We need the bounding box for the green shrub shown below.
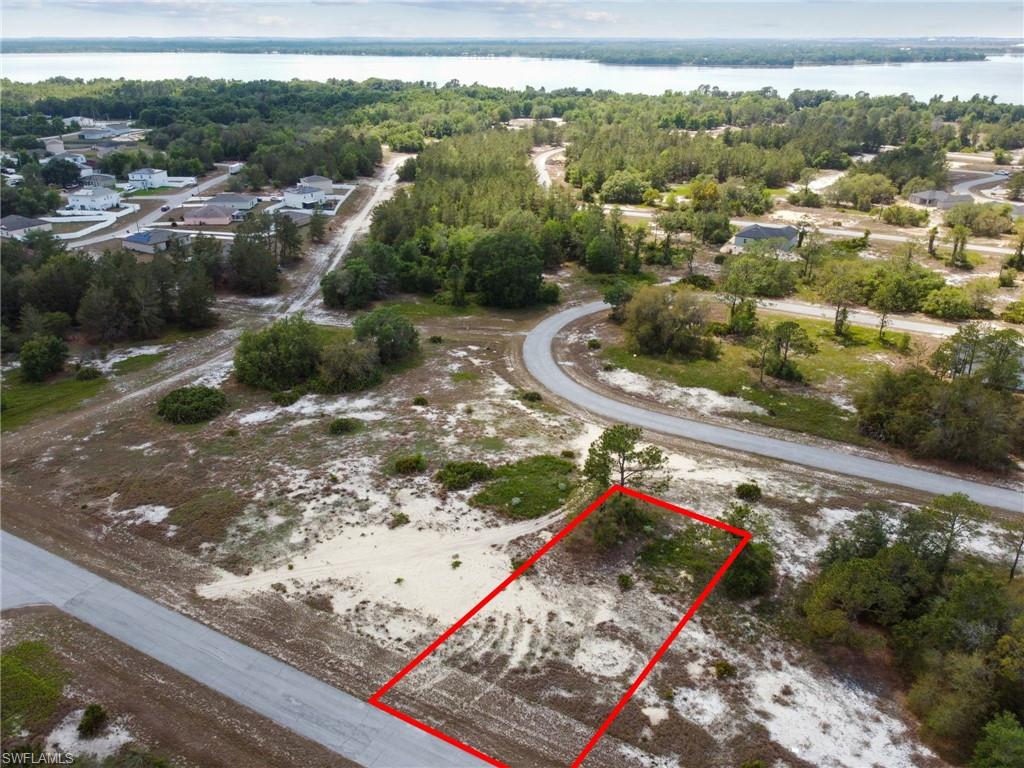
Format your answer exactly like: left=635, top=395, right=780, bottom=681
left=617, top=573, right=635, bottom=591
left=328, top=417, right=361, bottom=435
left=412, top=395, right=429, bottom=406
left=681, top=274, right=716, bottom=290
left=519, top=390, right=543, bottom=403
left=713, top=659, right=738, bottom=679
left=722, top=541, right=776, bottom=599
left=735, top=482, right=762, bottom=502
left=1002, top=300, right=1024, bottom=324
left=19, top=334, right=67, bottom=382
left=999, top=268, right=1017, bottom=288
left=354, top=307, right=419, bottom=365
left=316, top=339, right=383, bottom=393
left=429, top=335, right=444, bottom=344
left=393, top=453, right=427, bottom=474
left=78, top=704, right=108, bottom=738
left=234, top=315, right=320, bottom=391
left=436, top=460, right=495, bottom=490
left=538, top=281, right=561, bottom=304
left=560, top=449, right=576, bottom=459
left=75, top=366, right=103, bottom=381
left=271, top=389, right=302, bottom=406
left=586, top=338, right=602, bottom=350
left=156, top=386, right=227, bottom=424
left=388, top=511, right=410, bottom=528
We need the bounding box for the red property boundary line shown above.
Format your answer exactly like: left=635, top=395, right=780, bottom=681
left=369, top=485, right=752, bottom=768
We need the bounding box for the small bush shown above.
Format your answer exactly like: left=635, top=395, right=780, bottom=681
left=429, top=335, right=444, bottom=344
left=75, top=366, right=103, bottom=381
left=617, top=573, right=635, bottom=591
left=586, top=338, right=602, bottom=350
left=1002, top=300, right=1024, bottom=324
left=304, top=594, right=333, bottom=612
left=328, top=417, right=361, bottom=435
left=157, top=386, right=227, bottom=424
left=271, top=389, right=302, bottom=406
left=77, top=704, right=108, bottom=738
left=681, top=274, right=715, bottom=290
left=451, top=558, right=462, bottom=569
left=388, top=511, right=410, bottom=528
left=712, top=254, right=727, bottom=265
left=560, top=449, right=576, bottom=459
left=538, top=281, right=561, bottom=304
left=735, top=482, right=762, bottom=502
left=436, top=461, right=495, bottom=491
left=519, top=390, right=543, bottom=403
left=999, top=267, right=1017, bottom=288
left=19, top=334, right=67, bottom=382
left=713, top=659, right=738, bottom=679
left=393, top=453, right=427, bottom=474
left=412, top=395, right=429, bottom=406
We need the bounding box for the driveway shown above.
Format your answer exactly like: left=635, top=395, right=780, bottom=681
left=0, top=531, right=484, bottom=768
left=523, top=301, right=1023, bottom=512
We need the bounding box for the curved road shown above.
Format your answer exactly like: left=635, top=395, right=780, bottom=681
left=0, top=532, right=483, bottom=767
left=523, top=301, right=1023, bottom=512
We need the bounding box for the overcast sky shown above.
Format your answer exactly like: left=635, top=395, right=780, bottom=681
left=2, top=1, right=1021, bottom=40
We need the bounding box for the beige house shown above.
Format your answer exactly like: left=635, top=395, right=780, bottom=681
left=182, top=204, right=232, bottom=226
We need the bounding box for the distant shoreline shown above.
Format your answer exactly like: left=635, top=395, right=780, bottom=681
left=3, top=37, right=1017, bottom=68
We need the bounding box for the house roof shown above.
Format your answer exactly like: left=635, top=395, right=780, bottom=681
left=1, top=214, right=48, bottom=231
left=736, top=223, right=799, bottom=241
left=210, top=192, right=256, bottom=203
left=69, top=187, right=118, bottom=198
left=123, top=229, right=182, bottom=245
left=86, top=173, right=116, bottom=181
left=130, top=167, right=165, bottom=175
left=185, top=204, right=232, bottom=219
left=300, top=175, right=332, bottom=183
left=286, top=184, right=324, bottom=195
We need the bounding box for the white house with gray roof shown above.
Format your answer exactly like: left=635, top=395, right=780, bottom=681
left=732, top=223, right=800, bottom=251
left=128, top=168, right=168, bottom=189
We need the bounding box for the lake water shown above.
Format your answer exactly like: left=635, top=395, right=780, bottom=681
left=2, top=52, right=1022, bottom=103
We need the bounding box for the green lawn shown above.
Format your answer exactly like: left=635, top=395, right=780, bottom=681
left=112, top=352, right=166, bottom=375
left=124, top=186, right=173, bottom=197
left=603, top=316, right=894, bottom=446
left=1, top=642, right=67, bottom=739
left=1, top=371, right=107, bottom=432
left=471, top=455, right=576, bottom=519
left=378, top=296, right=486, bottom=320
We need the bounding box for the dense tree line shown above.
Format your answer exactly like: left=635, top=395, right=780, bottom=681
left=803, top=496, right=1024, bottom=763
left=4, top=38, right=1002, bottom=67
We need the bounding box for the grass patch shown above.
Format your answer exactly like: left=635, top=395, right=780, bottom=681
left=470, top=455, right=575, bottom=519
left=451, top=371, right=480, bottom=383
left=1, top=642, right=67, bottom=739
left=113, top=352, right=167, bottom=375
left=380, top=297, right=485, bottom=320
left=603, top=315, right=887, bottom=447
left=1, top=372, right=106, bottom=432
left=578, top=269, right=658, bottom=291
left=312, top=324, right=354, bottom=347
left=124, top=186, right=174, bottom=197
left=166, top=488, right=247, bottom=551
left=473, top=436, right=506, bottom=452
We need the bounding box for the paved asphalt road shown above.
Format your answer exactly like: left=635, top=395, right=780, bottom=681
left=523, top=301, right=1023, bottom=512
left=0, top=531, right=484, bottom=768
left=71, top=171, right=232, bottom=248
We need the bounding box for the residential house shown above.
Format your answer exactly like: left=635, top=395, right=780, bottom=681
left=209, top=192, right=258, bottom=211
left=182, top=205, right=232, bottom=226
left=121, top=229, right=189, bottom=255
left=66, top=187, right=121, bottom=211
left=0, top=215, right=53, bottom=240
left=43, top=137, right=66, bottom=154
left=283, top=184, right=326, bottom=209
left=732, top=223, right=800, bottom=251
left=46, top=151, right=88, bottom=167
left=128, top=168, right=169, bottom=189
left=907, top=190, right=973, bottom=209
left=298, top=175, right=334, bottom=194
